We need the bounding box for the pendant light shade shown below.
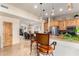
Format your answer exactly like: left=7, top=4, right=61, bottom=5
left=67, top=3, right=72, bottom=11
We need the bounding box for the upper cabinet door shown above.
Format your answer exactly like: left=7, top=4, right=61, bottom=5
left=50, top=20, right=59, bottom=27
left=76, top=19, right=79, bottom=26
left=59, top=21, right=65, bottom=30
left=70, top=20, right=76, bottom=26
left=66, top=20, right=76, bottom=26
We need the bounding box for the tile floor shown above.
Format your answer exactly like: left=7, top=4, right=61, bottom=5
left=0, top=40, right=31, bottom=56
left=0, top=39, right=79, bottom=56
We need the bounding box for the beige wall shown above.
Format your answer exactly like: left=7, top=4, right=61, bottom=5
left=0, top=15, right=20, bottom=48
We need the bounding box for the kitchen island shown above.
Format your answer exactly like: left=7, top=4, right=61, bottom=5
left=50, top=37, right=79, bottom=56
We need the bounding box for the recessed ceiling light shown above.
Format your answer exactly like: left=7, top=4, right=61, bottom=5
left=59, top=8, right=63, bottom=12
left=45, top=13, right=48, bottom=16
left=34, top=5, right=38, bottom=8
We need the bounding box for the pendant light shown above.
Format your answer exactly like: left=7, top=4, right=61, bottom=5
left=67, top=3, right=72, bottom=11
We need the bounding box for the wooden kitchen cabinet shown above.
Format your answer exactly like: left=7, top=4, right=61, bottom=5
left=44, top=18, right=79, bottom=32
left=51, top=20, right=66, bottom=30
left=54, top=21, right=58, bottom=26
left=59, top=20, right=66, bottom=30
left=50, top=20, right=59, bottom=27
left=76, top=19, right=79, bottom=26
left=69, top=20, right=76, bottom=26
left=66, top=20, right=76, bottom=26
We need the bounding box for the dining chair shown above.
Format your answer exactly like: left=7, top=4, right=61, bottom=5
left=35, top=33, right=57, bottom=56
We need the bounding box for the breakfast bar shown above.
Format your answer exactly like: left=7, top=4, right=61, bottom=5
left=50, top=38, right=79, bottom=56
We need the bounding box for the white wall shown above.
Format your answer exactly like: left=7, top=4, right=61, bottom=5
left=20, top=23, right=29, bottom=33
left=0, top=15, right=20, bottom=48
left=0, top=3, right=44, bottom=48
left=20, top=19, right=43, bottom=33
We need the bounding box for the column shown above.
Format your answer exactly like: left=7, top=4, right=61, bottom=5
left=41, top=20, right=45, bottom=33
left=48, top=17, right=50, bottom=32
left=40, top=18, right=44, bottom=33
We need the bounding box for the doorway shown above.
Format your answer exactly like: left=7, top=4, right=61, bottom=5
left=3, top=22, right=12, bottom=47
